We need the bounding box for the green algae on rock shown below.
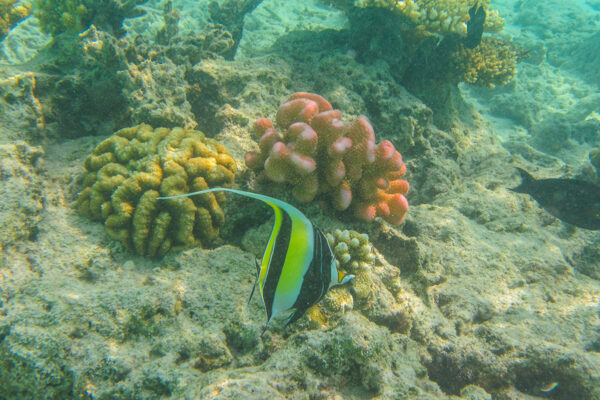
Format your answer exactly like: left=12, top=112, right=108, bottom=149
left=0, top=141, right=44, bottom=250
left=76, top=124, right=236, bottom=257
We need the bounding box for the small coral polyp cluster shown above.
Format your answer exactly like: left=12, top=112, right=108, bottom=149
left=77, top=124, right=236, bottom=257
left=1, top=0, right=31, bottom=39
left=352, top=0, right=503, bottom=35
left=307, top=229, right=376, bottom=328
left=245, top=92, right=409, bottom=225
left=327, top=229, right=376, bottom=272
left=451, top=37, right=519, bottom=88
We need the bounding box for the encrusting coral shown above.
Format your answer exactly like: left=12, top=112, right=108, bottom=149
left=336, top=0, right=504, bottom=36
left=76, top=124, right=236, bottom=257
left=0, top=0, right=31, bottom=39
left=245, top=92, right=410, bottom=225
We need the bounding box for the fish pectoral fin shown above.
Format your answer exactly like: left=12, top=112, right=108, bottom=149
left=337, top=270, right=355, bottom=285
left=247, top=258, right=261, bottom=305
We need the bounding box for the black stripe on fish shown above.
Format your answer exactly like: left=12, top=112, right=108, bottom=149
left=285, top=227, right=333, bottom=327
left=465, top=2, right=486, bottom=49
left=262, top=206, right=293, bottom=321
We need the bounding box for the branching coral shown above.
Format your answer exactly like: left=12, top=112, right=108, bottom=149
left=450, top=37, right=520, bottom=88
left=1, top=0, right=31, bottom=39
left=246, top=92, right=409, bottom=225
left=76, top=124, right=236, bottom=257
left=337, top=0, right=504, bottom=36
left=34, top=0, right=147, bottom=36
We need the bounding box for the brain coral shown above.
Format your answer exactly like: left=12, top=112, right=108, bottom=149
left=76, top=124, right=236, bottom=257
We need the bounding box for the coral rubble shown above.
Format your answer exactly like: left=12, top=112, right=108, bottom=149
left=76, top=124, right=236, bottom=257
left=245, top=92, right=410, bottom=225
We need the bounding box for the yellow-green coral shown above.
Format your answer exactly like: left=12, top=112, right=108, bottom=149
left=76, top=124, right=236, bottom=257
left=1, top=0, right=31, bottom=39
left=346, top=0, right=504, bottom=35
left=450, top=37, right=519, bottom=88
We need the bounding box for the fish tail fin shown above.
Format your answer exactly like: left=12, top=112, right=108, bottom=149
left=247, top=258, right=260, bottom=305
left=510, top=167, right=535, bottom=193
left=261, top=323, right=269, bottom=337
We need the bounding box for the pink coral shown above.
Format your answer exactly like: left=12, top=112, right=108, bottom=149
left=245, top=92, right=409, bottom=225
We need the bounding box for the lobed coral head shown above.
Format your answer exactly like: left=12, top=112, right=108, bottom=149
left=245, top=92, right=409, bottom=225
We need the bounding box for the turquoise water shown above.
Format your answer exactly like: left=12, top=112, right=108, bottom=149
left=0, top=1, right=599, bottom=399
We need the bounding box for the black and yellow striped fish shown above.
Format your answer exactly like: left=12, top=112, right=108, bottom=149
left=159, top=188, right=354, bottom=328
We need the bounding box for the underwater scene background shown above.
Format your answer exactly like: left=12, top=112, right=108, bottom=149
left=1, top=0, right=599, bottom=399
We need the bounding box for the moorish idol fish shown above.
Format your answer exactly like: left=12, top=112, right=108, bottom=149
left=510, top=167, right=600, bottom=230
left=465, top=2, right=486, bottom=49
left=159, top=188, right=355, bottom=329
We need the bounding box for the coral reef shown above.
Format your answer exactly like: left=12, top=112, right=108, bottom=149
left=334, top=0, right=504, bottom=36
left=118, top=3, right=235, bottom=130
left=245, top=92, right=410, bottom=225
left=33, top=0, right=146, bottom=37
left=33, top=25, right=128, bottom=138
left=0, top=0, right=31, bottom=39
left=76, top=124, right=236, bottom=257
left=27, top=4, right=236, bottom=139
left=207, top=0, right=263, bottom=59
